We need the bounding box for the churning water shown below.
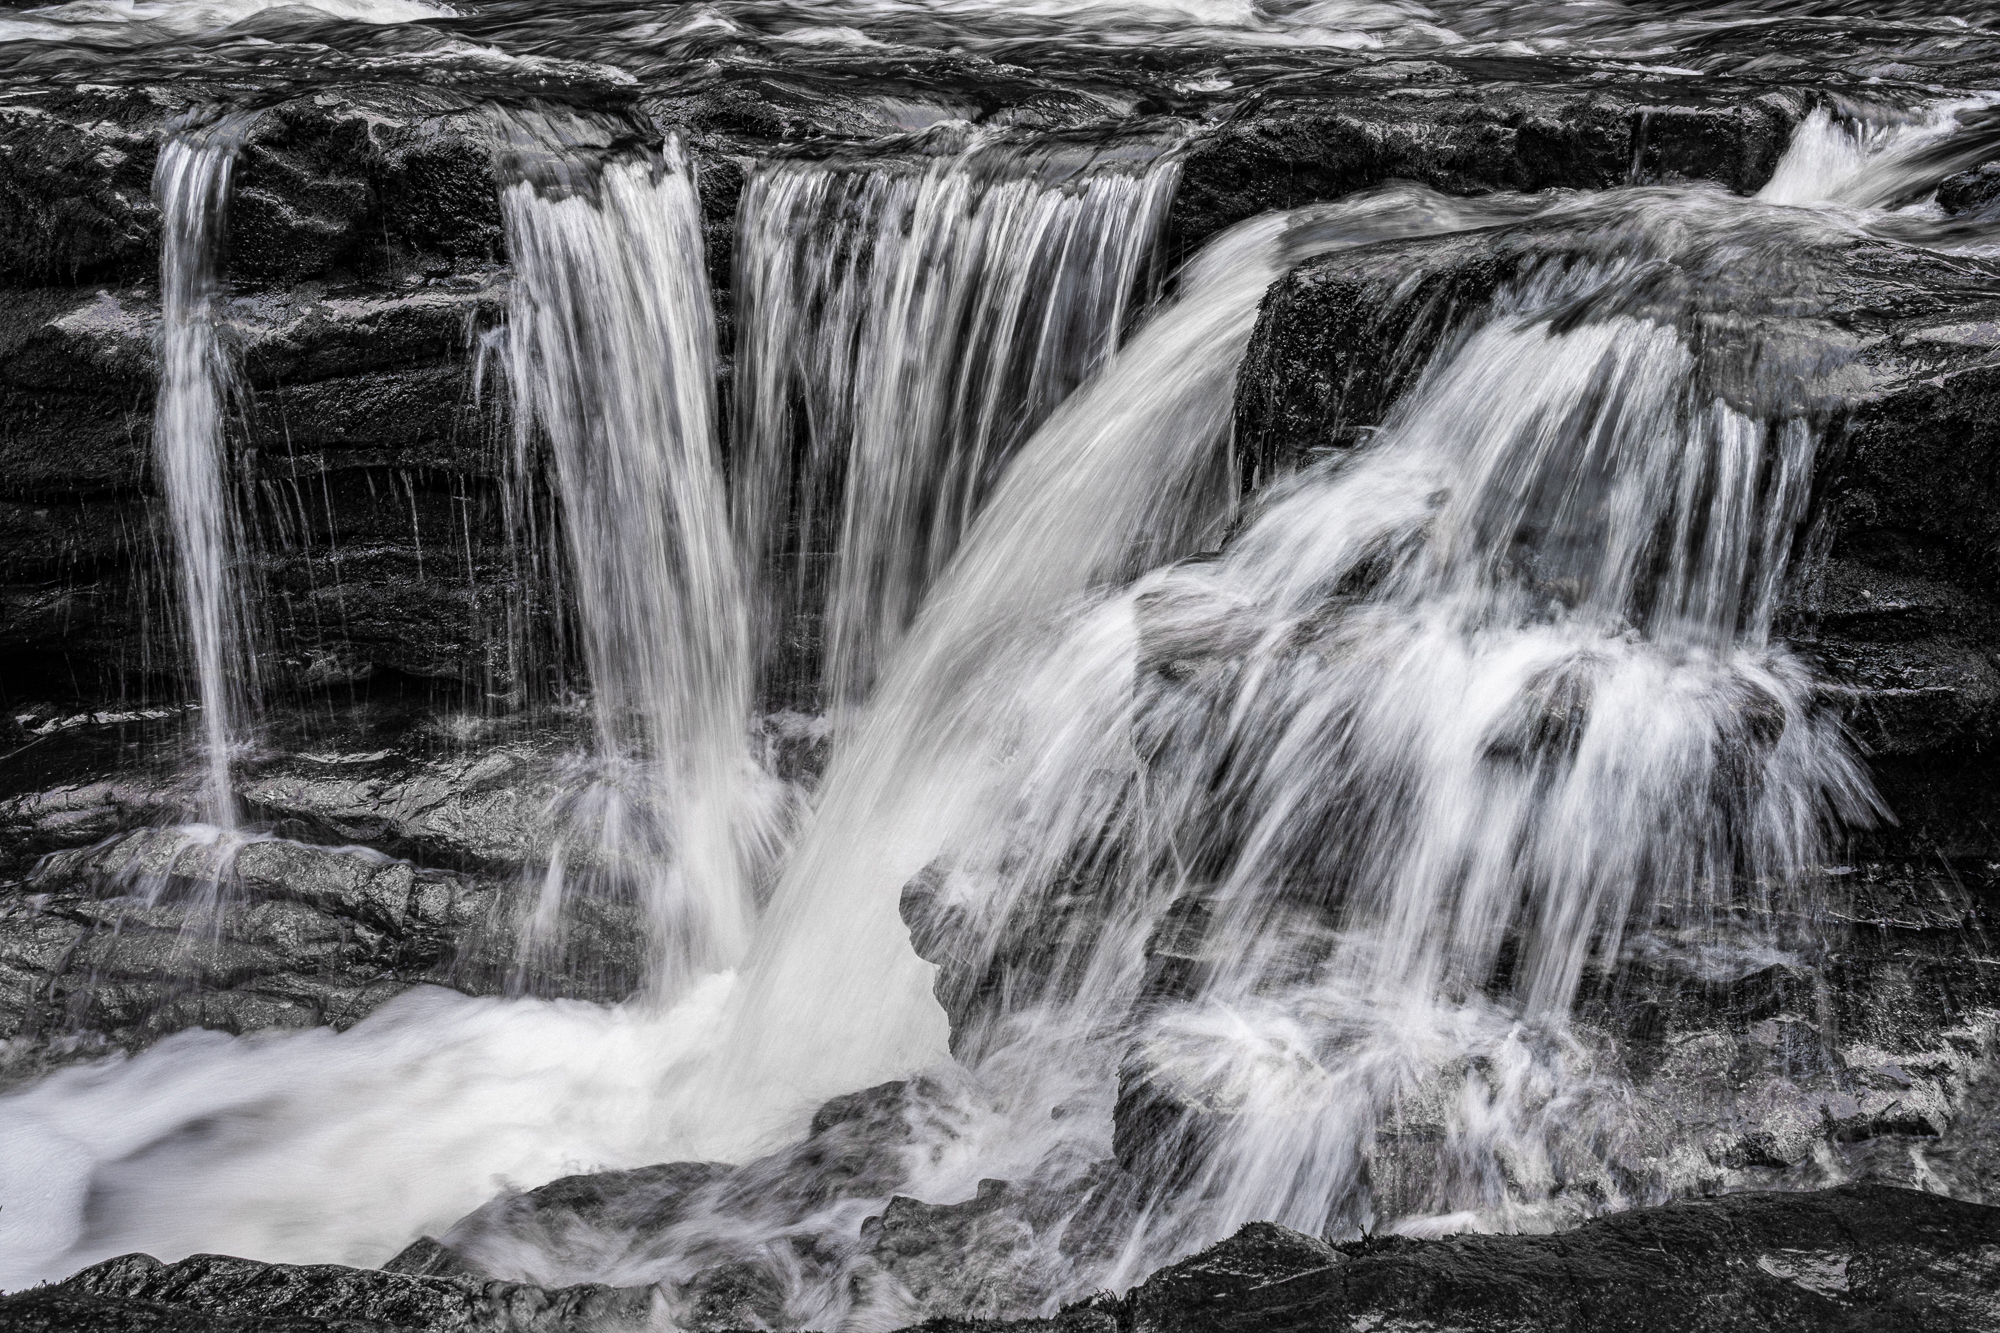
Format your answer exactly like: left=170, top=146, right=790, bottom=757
left=5, top=13, right=2000, bottom=1325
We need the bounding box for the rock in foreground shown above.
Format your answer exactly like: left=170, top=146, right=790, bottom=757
left=3, top=1184, right=1996, bottom=1332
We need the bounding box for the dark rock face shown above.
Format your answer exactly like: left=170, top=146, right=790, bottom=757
left=1120, top=1185, right=2000, bottom=1333
left=0, top=829, right=492, bottom=1085
left=0, top=701, right=650, bottom=1082
left=0, top=83, right=554, bottom=711
left=0, top=86, right=175, bottom=288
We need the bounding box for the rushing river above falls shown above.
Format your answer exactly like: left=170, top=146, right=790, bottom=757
left=5, top=2, right=2000, bottom=1330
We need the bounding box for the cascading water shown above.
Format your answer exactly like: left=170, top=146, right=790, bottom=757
left=1101, top=296, right=1880, bottom=1251
left=707, top=186, right=1544, bottom=1139
left=153, top=121, right=252, bottom=828
left=734, top=134, right=1180, bottom=708
left=6, top=59, right=2000, bottom=1326
left=497, top=130, right=776, bottom=996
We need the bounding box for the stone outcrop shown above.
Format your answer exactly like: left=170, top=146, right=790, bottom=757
left=1168, top=77, right=1809, bottom=262
left=1119, top=1184, right=2000, bottom=1333
left=5, top=1184, right=1994, bottom=1331
left=0, top=704, right=652, bottom=1083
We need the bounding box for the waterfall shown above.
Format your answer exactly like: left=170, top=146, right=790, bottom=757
left=733, top=135, right=1181, bottom=709
left=498, top=138, right=770, bottom=996
left=705, top=186, right=1537, bottom=1142
left=153, top=123, right=251, bottom=827
left=1, top=88, right=1971, bottom=1313
left=1101, top=301, right=1880, bottom=1247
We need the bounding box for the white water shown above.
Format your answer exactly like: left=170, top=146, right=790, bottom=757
left=711, top=186, right=1544, bottom=1131
left=735, top=136, right=1180, bottom=708
left=499, top=140, right=778, bottom=997
left=1100, top=307, right=1878, bottom=1250
left=1759, top=99, right=2000, bottom=209
left=153, top=125, right=250, bottom=828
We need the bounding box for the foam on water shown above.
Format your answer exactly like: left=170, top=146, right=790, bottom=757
left=0, top=981, right=732, bottom=1287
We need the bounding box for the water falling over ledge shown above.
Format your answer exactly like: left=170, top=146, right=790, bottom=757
left=733, top=131, right=1183, bottom=711
left=494, top=125, right=781, bottom=1001
left=153, top=118, right=255, bottom=829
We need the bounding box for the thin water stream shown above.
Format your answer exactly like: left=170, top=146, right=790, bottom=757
left=152, top=120, right=252, bottom=829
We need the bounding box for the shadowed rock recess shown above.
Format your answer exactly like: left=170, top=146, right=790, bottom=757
left=9, top=0, right=2000, bottom=1328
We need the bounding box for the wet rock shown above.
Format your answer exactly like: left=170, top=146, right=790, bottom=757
left=1939, top=162, right=2000, bottom=216
left=0, top=273, right=521, bottom=699
left=0, top=741, right=647, bottom=1083
left=0, top=85, right=507, bottom=292
left=863, top=1167, right=1141, bottom=1324
left=901, top=834, right=1135, bottom=1062
left=1114, top=1184, right=2000, bottom=1333
left=0, top=829, right=492, bottom=1084
left=0, top=1250, right=661, bottom=1332
left=0, top=86, right=182, bottom=288
left=13, top=1185, right=1998, bottom=1332
left=0, top=86, right=528, bottom=705
left=1169, top=83, right=1804, bottom=262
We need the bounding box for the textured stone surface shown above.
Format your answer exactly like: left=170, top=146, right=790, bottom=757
left=1118, top=1185, right=2000, bottom=1333
left=1168, top=80, right=1805, bottom=263
left=0, top=1250, right=660, bottom=1332
left=9, top=1185, right=1996, bottom=1332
